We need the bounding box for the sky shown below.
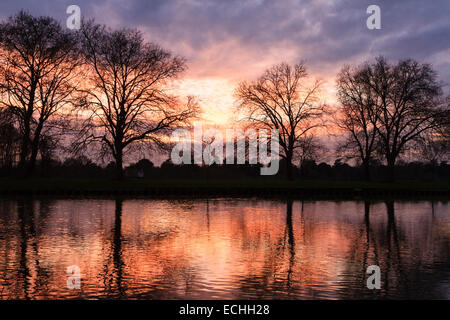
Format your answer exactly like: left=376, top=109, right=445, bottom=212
left=0, top=0, right=448, bottom=128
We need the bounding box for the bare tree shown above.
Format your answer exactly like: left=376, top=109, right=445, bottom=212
left=415, top=132, right=449, bottom=164
left=296, top=134, right=324, bottom=164
left=362, top=57, right=447, bottom=181
left=235, top=62, right=326, bottom=180
left=0, top=11, right=81, bottom=176
left=415, top=105, right=450, bottom=163
left=0, top=108, right=19, bottom=168
left=335, top=64, right=379, bottom=181
left=296, top=134, right=325, bottom=178
left=76, top=22, right=197, bottom=179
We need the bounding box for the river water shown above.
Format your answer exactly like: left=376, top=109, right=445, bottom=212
left=0, top=198, right=449, bottom=299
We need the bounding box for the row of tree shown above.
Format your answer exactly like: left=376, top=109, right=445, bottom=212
left=0, top=11, right=448, bottom=181
left=0, top=11, right=196, bottom=180
left=335, top=58, right=449, bottom=181
left=3, top=155, right=447, bottom=182
left=235, top=59, right=449, bottom=181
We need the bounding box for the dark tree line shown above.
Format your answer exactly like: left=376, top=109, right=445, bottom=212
left=0, top=11, right=448, bottom=182
left=2, top=154, right=448, bottom=182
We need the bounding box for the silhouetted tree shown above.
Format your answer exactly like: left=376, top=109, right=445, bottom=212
left=363, top=57, right=447, bottom=181
left=75, top=21, right=197, bottom=179
left=0, top=109, right=19, bottom=168
left=295, top=134, right=324, bottom=178
left=418, top=102, right=450, bottom=163
left=37, top=134, right=58, bottom=172
left=236, top=62, right=326, bottom=180
left=335, top=64, right=379, bottom=180
left=0, top=11, right=81, bottom=176
left=415, top=130, right=449, bottom=164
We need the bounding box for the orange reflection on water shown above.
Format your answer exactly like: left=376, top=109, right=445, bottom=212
left=0, top=199, right=449, bottom=299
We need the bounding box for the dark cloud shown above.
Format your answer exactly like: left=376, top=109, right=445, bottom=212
left=0, top=0, right=448, bottom=86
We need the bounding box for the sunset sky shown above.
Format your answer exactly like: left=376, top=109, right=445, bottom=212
left=0, top=0, right=449, bottom=127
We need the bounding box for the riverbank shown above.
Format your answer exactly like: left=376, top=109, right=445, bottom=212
left=0, top=178, right=449, bottom=199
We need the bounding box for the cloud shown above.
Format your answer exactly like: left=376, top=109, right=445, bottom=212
left=0, top=0, right=448, bottom=91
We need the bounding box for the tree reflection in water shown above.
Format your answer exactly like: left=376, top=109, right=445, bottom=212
left=0, top=198, right=449, bottom=299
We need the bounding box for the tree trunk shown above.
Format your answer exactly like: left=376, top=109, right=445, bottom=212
left=17, top=125, right=30, bottom=174
left=299, top=162, right=304, bottom=179
left=26, top=135, right=41, bottom=177
left=286, top=158, right=294, bottom=181
left=26, top=148, right=38, bottom=177
left=18, top=85, right=36, bottom=176
left=387, top=158, right=395, bottom=182
left=363, top=160, right=371, bottom=181
left=115, top=147, right=124, bottom=180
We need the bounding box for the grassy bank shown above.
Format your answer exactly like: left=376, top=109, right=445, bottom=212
left=0, top=178, right=449, bottom=199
